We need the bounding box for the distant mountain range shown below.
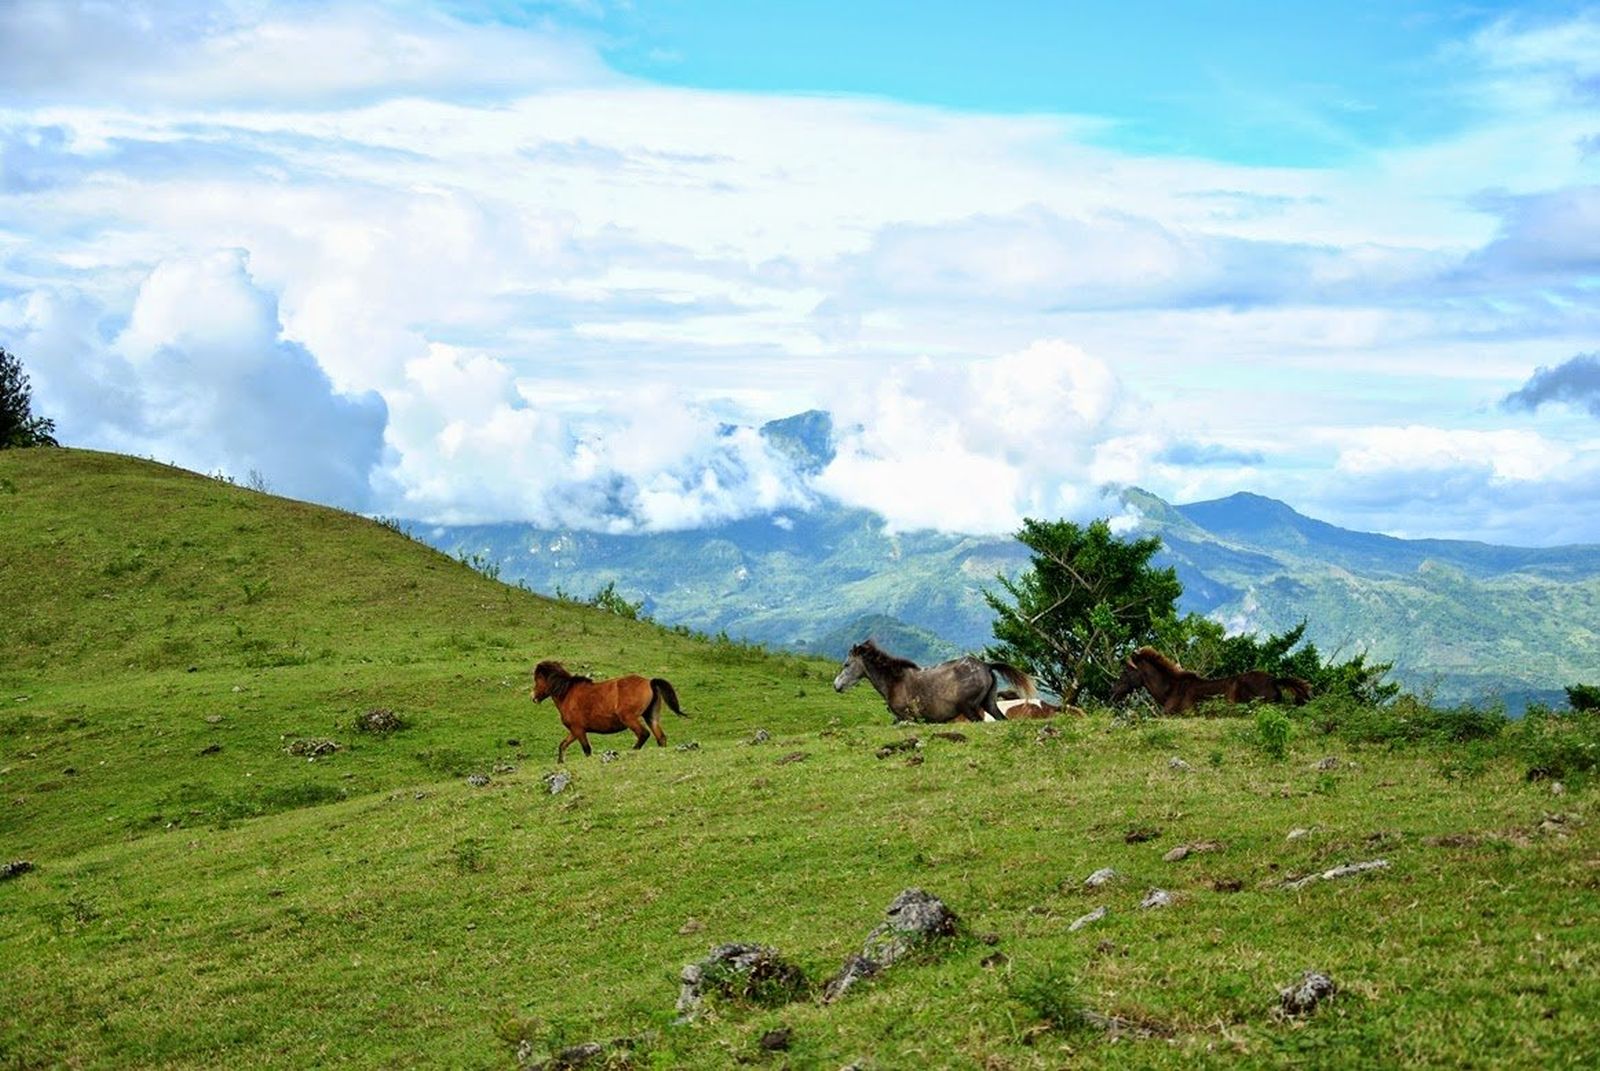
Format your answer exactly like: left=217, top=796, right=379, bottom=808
left=424, top=413, right=1600, bottom=709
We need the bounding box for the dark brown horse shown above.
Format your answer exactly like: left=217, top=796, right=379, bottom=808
left=1109, top=647, right=1311, bottom=715
left=532, top=660, right=687, bottom=762
left=832, top=639, right=1036, bottom=723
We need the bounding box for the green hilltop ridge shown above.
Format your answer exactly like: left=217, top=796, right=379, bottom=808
left=1, top=448, right=1597, bottom=1069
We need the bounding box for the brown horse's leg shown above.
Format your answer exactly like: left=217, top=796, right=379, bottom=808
left=646, top=689, right=667, bottom=746
left=557, top=730, right=576, bottom=764
left=630, top=722, right=649, bottom=750
left=575, top=729, right=593, bottom=757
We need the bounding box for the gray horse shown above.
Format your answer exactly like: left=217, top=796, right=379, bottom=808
left=832, top=639, right=1036, bottom=723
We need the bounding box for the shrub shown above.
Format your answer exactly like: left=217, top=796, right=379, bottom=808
left=1567, top=684, right=1600, bottom=713
left=1254, top=707, right=1291, bottom=761
left=1509, top=706, right=1600, bottom=784
left=1007, top=962, right=1090, bottom=1033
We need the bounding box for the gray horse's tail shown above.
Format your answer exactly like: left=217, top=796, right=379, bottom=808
left=987, top=662, right=1037, bottom=703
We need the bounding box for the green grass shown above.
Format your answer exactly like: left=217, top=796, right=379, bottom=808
left=2, top=449, right=1597, bottom=1069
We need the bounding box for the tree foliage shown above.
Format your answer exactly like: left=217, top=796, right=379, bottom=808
left=984, top=518, right=1181, bottom=704
left=1568, top=683, right=1600, bottom=713
left=0, top=347, right=58, bottom=449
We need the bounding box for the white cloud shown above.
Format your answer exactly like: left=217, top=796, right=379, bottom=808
left=814, top=340, right=1148, bottom=533
left=8, top=250, right=386, bottom=507
left=0, top=1, right=610, bottom=104
left=2, top=5, right=1600, bottom=543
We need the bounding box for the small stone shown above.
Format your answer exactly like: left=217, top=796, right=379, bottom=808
left=1, top=860, right=35, bottom=881
left=679, top=917, right=705, bottom=935
left=1084, top=867, right=1118, bottom=888
left=1551, top=781, right=1566, bottom=795
left=466, top=773, right=490, bottom=787
left=283, top=738, right=340, bottom=759
left=1168, top=756, right=1193, bottom=771
left=600, top=750, right=620, bottom=764
left=1035, top=724, right=1062, bottom=743
left=204, top=714, right=223, bottom=724
left=1163, top=844, right=1191, bottom=862
left=1283, top=859, right=1389, bottom=890
left=545, top=771, right=572, bottom=795
left=748, top=729, right=771, bottom=744
left=758, top=1027, right=792, bottom=1052
left=875, top=737, right=921, bottom=759
left=1287, top=827, right=1311, bottom=840
left=1069, top=905, right=1107, bottom=931
left=1279, top=970, right=1337, bottom=1016
left=492, top=763, right=516, bottom=775
left=354, top=707, right=405, bottom=733
left=1140, top=888, right=1174, bottom=909
left=231, top=685, right=242, bottom=693
left=1311, top=756, right=1340, bottom=771
left=674, top=741, right=700, bottom=751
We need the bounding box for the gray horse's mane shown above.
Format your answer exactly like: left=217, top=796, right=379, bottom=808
left=854, top=639, right=919, bottom=675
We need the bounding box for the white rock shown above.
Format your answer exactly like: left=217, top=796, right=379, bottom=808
left=1084, top=867, right=1118, bottom=888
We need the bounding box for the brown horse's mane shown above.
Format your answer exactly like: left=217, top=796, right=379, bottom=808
left=1132, top=646, right=1195, bottom=680
left=854, top=639, right=919, bottom=678
left=535, top=660, right=593, bottom=701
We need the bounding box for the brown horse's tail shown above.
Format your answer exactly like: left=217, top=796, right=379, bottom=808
left=1278, top=676, right=1313, bottom=705
left=648, top=678, right=687, bottom=723
left=987, top=662, right=1037, bottom=703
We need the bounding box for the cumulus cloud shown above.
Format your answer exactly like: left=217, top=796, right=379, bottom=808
left=375, top=344, right=813, bottom=529
left=1503, top=352, right=1600, bottom=417
left=813, top=340, right=1154, bottom=533
left=9, top=251, right=387, bottom=509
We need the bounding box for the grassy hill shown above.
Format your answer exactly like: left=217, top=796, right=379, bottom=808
left=2, top=449, right=1596, bottom=1069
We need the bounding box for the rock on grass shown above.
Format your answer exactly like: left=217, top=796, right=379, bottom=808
left=676, top=944, right=808, bottom=1019
left=1279, top=970, right=1337, bottom=1015
left=822, top=888, right=960, bottom=1003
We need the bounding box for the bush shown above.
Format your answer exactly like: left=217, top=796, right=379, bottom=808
left=1294, top=693, right=1506, bottom=746
left=1007, top=962, right=1090, bottom=1034
left=1567, top=684, right=1600, bottom=713
left=1509, top=706, right=1600, bottom=783
left=1254, top=707, right=1292, bottom=761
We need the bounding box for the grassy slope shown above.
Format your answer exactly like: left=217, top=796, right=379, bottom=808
left=1, top=450, right=1596, bottom=1070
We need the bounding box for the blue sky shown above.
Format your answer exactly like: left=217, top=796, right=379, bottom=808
left=2, top=1, right=1598, bottom=543
left=597, top=0, right=1493, bottom=164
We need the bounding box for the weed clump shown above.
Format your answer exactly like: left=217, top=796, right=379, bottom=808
left=1007, top=961, right=1090, bottom=1034
left=1254, top=707, right=1292, bottom=761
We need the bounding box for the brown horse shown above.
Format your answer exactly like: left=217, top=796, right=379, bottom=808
left=1109, top=647, right=1311, bottom=715
left=832, top=639, right=1036, bottom=723
left=532, top=660, right=687, bottom=762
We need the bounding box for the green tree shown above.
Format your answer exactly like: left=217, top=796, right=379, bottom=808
left=0, top=347, right=58, bottom=449
left=984, top=518, right=1181, bottom=704
left=1567, top=683, right=1600, bottom=712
